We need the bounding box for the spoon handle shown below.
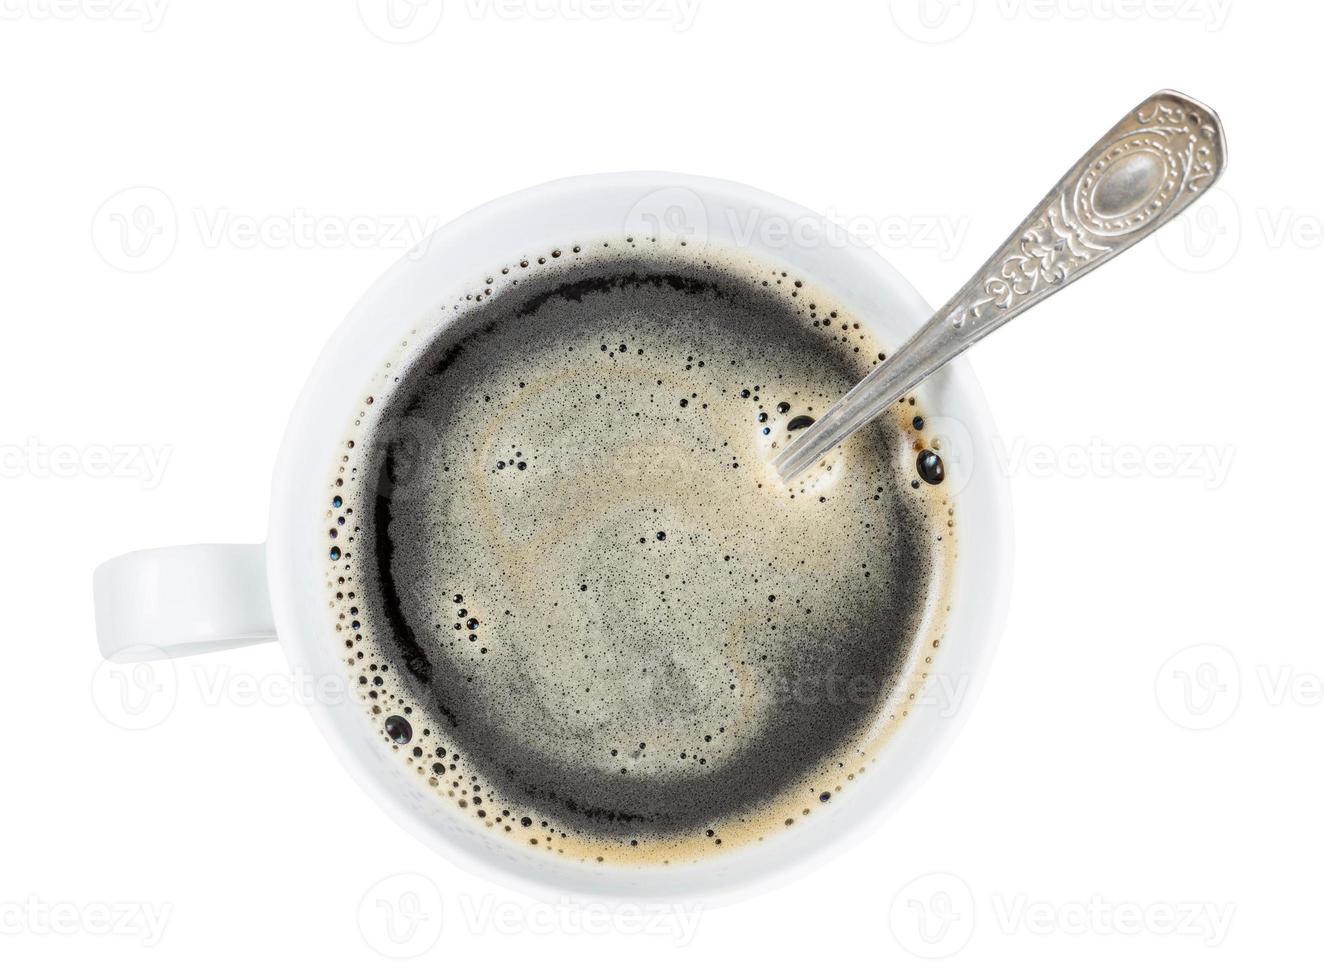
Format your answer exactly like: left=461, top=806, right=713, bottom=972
left=774, top=89, right=1227, bottom=483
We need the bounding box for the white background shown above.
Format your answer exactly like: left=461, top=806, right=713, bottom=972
left=1, top=0, right=1318, bottom=975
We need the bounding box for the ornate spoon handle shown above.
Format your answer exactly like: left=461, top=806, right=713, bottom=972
left=774, top=89, right=1227, bottom=483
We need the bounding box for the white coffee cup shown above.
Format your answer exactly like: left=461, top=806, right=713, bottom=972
left=93, top=173, right=1013, bottom=903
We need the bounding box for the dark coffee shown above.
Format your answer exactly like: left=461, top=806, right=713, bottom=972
left=324, top=240, right=956, bottom=864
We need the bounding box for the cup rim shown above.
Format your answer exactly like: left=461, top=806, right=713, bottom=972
left=266, top=171, right=1014, bottom=905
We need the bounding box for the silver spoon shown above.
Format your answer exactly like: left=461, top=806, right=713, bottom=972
left=773, top=89, right=1227, bottom=483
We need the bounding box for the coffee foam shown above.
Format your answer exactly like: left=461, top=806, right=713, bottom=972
left=324, top=239, right=958, bottom=865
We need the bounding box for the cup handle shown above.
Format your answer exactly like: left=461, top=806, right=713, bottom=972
left=93, top=543, right=276, bottom=662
